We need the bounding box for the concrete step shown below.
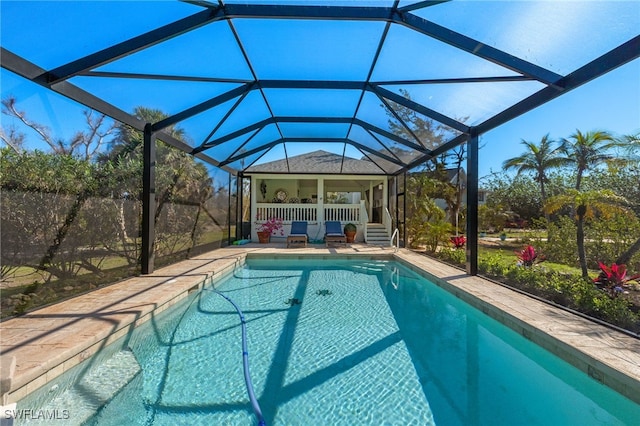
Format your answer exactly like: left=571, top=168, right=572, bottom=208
left=365, top=224, right=389, bottom=246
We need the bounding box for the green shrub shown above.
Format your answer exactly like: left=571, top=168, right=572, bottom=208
left=586, top=215, right=640, bottom=269
left=543, top=216, right=578, bottom=265
left=476, top=253, right=640, bottom=333
left=479, top=253, right=510, bottom=277
left=437, top=247, right=466, bottom=266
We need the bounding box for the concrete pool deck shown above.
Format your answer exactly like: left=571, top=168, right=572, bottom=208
left=1, top=243, right=639, bottom=406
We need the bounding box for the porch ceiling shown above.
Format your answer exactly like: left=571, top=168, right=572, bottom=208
left=1, top=1, right=638, bottom=175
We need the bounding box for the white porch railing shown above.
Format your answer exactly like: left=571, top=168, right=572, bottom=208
left=257, top=203, right=318, bottom=223
left=384, top=207, right=392, bottom=238
left=360, top=200, right=369, bottom=243
left=324, top=204, right=361, bottom=222
left=256, top=203, right=363, bottom=224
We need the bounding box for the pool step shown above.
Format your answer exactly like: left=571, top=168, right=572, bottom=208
left=21, top=349, right=141, bottom=425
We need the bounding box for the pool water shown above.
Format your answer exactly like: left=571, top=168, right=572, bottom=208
left=19, top=258, right=640, bottom=425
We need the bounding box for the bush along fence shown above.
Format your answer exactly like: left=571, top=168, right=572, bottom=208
left=431, top=244, right=640, bottom=335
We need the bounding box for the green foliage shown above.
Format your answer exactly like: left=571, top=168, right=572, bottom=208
left=560, top=129, right=616, bottom=190
left=583, top=163, right=640, bottom=216
left=424, top=220, right=453, bottom=253
left=344, top=223, right=357, bottom=233
left=544, top=216, right=578, bottom=265
left=475, top=253, right=640, bottom=333
left=586, top=215, right=640, bottom=268
left=1, top=105, right=232, bottom=318
left=406, top=176, right=446, bottom=248
left=484, top=172, right=544, bottom=222
left=478, top=204, right=508, bottom=232
left=437, top=247, right=466, bottom=266
left=1, top=148, right=94, bottom=193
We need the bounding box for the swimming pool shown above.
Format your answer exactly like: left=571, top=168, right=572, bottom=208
left=18, top=258, right=640, bottom=425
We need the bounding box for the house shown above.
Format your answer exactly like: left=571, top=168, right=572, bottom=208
left=478, top=188, right=490, bottom=206
left=243, top=150, right=392, bottom=244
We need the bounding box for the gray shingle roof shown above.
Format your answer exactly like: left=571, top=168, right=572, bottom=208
left=246, top=150, right=384, bottom=174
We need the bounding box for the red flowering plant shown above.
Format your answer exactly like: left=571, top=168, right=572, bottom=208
left=450, top=235, right=466, bottom=249
left=593, top=262, right=640, bottom=298
left=515, top=245, right=545, bottom=267
left=257, top=217, right=284, bottom=236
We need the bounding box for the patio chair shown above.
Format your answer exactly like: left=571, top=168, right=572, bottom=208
left=324, top=221, right=346, bottom=246
left=287, top=221, right=308, bottom=248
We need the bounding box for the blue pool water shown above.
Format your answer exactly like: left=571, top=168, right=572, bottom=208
left=19, top=258, right=640, bottom=425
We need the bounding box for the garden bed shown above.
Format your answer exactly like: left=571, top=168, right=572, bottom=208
left=414, top=238, right=640, bottom=336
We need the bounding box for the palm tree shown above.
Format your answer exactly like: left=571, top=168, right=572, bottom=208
left=502, top=134, right=568, bottom=221
left=561, top=129, right=616, bottom=190
left=616, top=131, right=640, bottom=162
left=544, top=189, right=630, bottom=278
left=611, top=131, right=640, bottom=265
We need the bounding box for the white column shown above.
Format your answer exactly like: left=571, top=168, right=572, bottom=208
left=383, top=179, right=388, bottom=211
left=250, top=177, right=257, bottom=241
left=317, top=178, right=324, bottom=224
left=368, top=181, right=373, bottom=221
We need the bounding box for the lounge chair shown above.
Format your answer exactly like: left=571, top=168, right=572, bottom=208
left=324, top=221, right=346, bottom=246
left=287, top=221, right=308, bottom=248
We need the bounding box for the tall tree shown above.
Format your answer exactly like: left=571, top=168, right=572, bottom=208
left=2, top=96, right=116, bottom=160
left=545, top=189, right=631, bottom=278
left=561, top=129, right=616, bottom=190
left=385, top=89, right=449, bottom=156
left=611, top=131, right=640, bottom=265
left=384, top=90, right=471, bottom=232
left=616, top=131, right=640, bottom=162
left=502, top=134, right=568, bottom=221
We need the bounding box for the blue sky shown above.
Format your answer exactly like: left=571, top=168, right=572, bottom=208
left=479, top=58, right=640, bottom=177
left=1, top=1, right=638, bottom=179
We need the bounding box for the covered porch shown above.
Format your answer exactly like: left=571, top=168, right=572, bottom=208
left=246, top=151, right=393, bottom=245
left=247, top=173, right=389, bottom=243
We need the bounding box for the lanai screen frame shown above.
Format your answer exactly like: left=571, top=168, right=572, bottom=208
left=1, top=1, right=638, bottom=274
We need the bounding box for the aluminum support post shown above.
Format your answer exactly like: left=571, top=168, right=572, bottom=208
left=466, top=130, right=479, bottom=275
left=141, top=124, right=156, bottom=274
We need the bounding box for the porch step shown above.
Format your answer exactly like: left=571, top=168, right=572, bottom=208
left=366, top=223, right=390, bottom=246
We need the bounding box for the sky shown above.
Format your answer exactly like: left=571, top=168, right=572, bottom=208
left=1, top=0, right=639, bottom=180
left=479, top=58, right=640, bottom=177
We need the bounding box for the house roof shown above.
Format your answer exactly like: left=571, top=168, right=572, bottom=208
left=1, top=1, right=637, bottom=176
left=411, top=167, right=466, bottom=184
left=246, top=150, right=383, bottom=175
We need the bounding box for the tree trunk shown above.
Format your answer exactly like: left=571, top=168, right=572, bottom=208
left=38, top=193, right=88, bottom=273
left=575, top=169, right=584, bottom=191
left=118, top=198, right=129, bottom=241
left=540, top=180, right=550, bottom=224
left=576, top=209, right=588, bottom=278
left=616, top=236, right=640, bottom=266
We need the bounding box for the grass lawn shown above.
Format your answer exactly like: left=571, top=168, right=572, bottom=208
left=478, top=238, right=597, bottom=276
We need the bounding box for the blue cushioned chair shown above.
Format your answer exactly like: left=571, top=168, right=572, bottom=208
left=287, top=221, right=308, bottom=248
left=324, top=221, right=346, bottom=246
